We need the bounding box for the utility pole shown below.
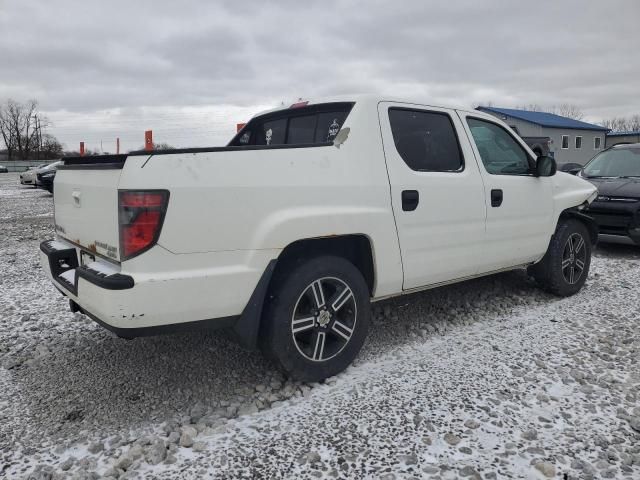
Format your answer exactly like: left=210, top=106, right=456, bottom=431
left=32, top=115, right=41, bottom=159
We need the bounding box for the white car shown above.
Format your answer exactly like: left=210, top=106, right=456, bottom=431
left=40, top=96, right=598, bottom=381
left=19, top=166, right=40, bottom=185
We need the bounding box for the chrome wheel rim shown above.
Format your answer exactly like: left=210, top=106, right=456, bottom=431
left=291, top=277, right=357, bottom=362
left=562, top=233, right=586, bottom=284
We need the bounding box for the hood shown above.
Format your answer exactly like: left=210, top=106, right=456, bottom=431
left=583, top=176, right=640, bottom=199
left=37, top=161, right=62, bottom=173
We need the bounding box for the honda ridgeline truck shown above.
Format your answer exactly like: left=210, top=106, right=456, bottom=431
left=40, top=96, right=598, bottom=381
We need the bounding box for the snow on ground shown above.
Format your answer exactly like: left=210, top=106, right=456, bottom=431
left=1, top=172, right=639, bottom=479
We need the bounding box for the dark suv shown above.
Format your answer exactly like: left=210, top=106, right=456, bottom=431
left=578, top=143, right=640, bottom=245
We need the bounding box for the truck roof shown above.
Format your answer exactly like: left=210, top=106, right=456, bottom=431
left=252, top=94, right=476, bottom=119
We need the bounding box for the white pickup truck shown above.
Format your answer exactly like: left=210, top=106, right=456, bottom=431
left=40, top=96, right=598, bottom=381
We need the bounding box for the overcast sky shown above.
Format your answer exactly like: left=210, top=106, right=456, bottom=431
left=1, top=0, right=639, bottom=152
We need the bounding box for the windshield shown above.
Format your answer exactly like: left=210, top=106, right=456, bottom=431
left=582, top=147, right=640, bottom=178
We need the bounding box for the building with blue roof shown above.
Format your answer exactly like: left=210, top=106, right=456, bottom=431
left=477, top=106, right=610, bottom=165
left=605, top=131, right=640, bottom=148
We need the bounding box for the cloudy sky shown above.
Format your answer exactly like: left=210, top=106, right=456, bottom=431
left=1, top=0, right=639, bottom=152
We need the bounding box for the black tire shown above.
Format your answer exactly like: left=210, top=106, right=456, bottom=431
left=529, top=219, right=592, bottom=296
left=262, top=255, right=371, bottom=382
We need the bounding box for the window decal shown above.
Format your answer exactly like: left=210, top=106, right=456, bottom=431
left=327, top=119, right=341, bottom=141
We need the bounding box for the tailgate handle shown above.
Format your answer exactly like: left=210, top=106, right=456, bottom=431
left=72, top=190, right=81, bottom=207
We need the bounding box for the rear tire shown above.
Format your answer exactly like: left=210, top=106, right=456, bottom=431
left=262, top=255, right=371, bottom=382
left=529, top=219, right=592, bottom=296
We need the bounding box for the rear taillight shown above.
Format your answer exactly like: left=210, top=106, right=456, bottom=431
left=118, top=190, right=169, bottom=260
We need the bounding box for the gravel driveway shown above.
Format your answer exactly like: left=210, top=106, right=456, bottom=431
left=1, top=172, right=639, bottom=479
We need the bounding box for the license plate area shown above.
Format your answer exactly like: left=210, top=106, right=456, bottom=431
left=81, top=251, right=95, bottom=266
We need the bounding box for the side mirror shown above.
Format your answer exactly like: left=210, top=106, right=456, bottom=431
left=567, top=167, right=582, bottom=176
left=536, top=155, right=557, bottom=177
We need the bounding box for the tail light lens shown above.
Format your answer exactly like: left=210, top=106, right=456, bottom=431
left=118, top=190, right=169, bottom=260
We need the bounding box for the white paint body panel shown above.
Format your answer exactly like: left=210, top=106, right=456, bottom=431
left=456, top=110, right=555, bottom=271
left=44, top=96, right=596, bottom=332
left=378, top=102, right=487, bottom=288
left=54, top=168, right=122, bottom=260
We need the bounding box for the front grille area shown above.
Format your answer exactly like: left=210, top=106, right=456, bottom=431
left=587, top=204, right=639, bottom=236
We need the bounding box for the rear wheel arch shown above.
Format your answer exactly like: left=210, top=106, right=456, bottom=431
left=271, top=234, right=376, bottom=296
left=233, top=235, right=376, bottom=351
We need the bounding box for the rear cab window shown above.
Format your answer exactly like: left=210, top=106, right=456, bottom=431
left=229, top=102, right=353, bottom=147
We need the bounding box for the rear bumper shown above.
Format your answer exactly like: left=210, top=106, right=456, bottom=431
left=40, top=240, right=134, bottom=294
left=39, top=238, right=278, bottom=346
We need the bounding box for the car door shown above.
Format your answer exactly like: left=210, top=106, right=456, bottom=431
left=457, top=112, right=555, bottom=272
left=378, top=102, right=487, bottom=290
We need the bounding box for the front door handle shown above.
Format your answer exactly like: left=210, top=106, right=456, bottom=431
left=401, top=190, right=419, bottom=211
left=491, top=189, right=503, bottom=207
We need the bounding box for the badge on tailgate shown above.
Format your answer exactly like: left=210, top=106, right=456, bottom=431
left=72, top=190, right=81, bottom=207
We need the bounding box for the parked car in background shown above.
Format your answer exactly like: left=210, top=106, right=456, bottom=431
left=40, top=96, right=598, bottom=381
left=36, top=160, right=62, bottom=193
left=558, top=162, right=584, bottom=174
left=20, top=166, right=39, bottom=185
left=37, top=169, right=56, bottom=193
left=578, top=143, right=640, bottom=245
left=0, top=165, right=8, bottom=173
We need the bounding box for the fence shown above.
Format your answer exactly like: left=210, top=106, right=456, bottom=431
left=0, top=160, right=53, bottom=172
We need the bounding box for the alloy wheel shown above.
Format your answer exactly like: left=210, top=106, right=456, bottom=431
left=561, top=232, right=586, bottom=284
left=290, top=277, right=357, bottom=362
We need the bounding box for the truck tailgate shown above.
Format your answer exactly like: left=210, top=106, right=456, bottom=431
left=54, top=167, right=122, bottom=261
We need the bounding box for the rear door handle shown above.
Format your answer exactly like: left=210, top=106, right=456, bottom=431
left=401, top=190, right=419, bottom=211
left=491, top=189, right=503, bottom=207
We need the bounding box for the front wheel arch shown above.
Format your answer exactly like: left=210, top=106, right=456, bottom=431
left=559, top=208, right=598, bottom=245
left=529, top=217, right=593, bottom=296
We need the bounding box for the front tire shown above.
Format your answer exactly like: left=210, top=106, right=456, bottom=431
left=529, top=219, right=592, bottom=296
left=262, top=255, right=371, bottom=382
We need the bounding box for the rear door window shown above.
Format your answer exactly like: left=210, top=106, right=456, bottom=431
left=388, top=108, right=464, bottom=172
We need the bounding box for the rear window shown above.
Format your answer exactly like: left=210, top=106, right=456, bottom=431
left=256, top=118, right=287, bottom=146
left=229, top=103, right=353, bottom=147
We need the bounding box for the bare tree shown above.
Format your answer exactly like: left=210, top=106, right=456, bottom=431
left=550, top=104, right=584, bottom=121
left=132, top=142, right=175, bottom=152
left=41, top=133, right=64, bottom=159
left=517, top=103, right=584, bottom=120
left=600, top=115, right=640, bottom=132
left=517, top=103, right=544, bottom=112
left=0, top=99, right=52, bottom=160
